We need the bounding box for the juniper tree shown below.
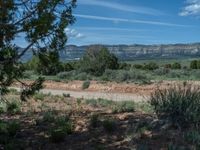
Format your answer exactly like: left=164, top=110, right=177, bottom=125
left=0, top=0, right=76, bottom=100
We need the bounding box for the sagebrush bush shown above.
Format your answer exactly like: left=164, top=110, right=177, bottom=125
left=50, top=128, right=66, bottom=143
left=82, top=81, right=90, bottom=90
left=90, top=114, right=99, bottom=128
left=7, top=100, right=21, bottom=114
left=102, top=119, right=116, bottom=132
left=150, top=84, right=200, bottom=128
left=112, top=101, right=135, bottom=113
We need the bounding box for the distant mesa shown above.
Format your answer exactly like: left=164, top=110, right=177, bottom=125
left=19, top=43, right=200, bottom=61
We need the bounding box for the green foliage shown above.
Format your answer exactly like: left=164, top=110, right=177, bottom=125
left=184, top=130, right=200, bottom=146
left=85, top=98, right=114, bottom=107
left=33, top=92, right=46, bottom=101
left=80, top=45, right=119, bottom=76
left=7, top=100, right=21, bottom=114
left=50, top=128, right=66, bottom=143
left=102, top=119, right=116, bottom=132
left=143, top=62, right=159, bottom=70
left=57, top=70, right=92, bottom=81
left=7, top=121, right=20, bottom=137
left=190, top=60, right=197, bottom=69
left=63, top=93, right=70, bottom=98
left=102, top=69, right=150, bottom=83
left=190, top=60, right=200, bottom=69
left=112, top=101, right=135, bottom=113
left=50, top=116, right=73, bottom=143
left=82, top=81, right=90, bottom=90
left=0, top=120, right=20, bottom=145
left=119, top=62, right=132, bottom=70
left=171, top=62, right=181, bottom=69
left=42, top=111, right=56, bottom=123
left=0, top=0, right=76, bottom=100
left=150, top=84, right=200, bottom=128
left=133, top=64, right=144, bottom=69
left=90, top=114, right=99, bottom=128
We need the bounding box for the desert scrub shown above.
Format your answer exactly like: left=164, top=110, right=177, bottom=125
left=90, top=114, right=99, bottom=128
left=82, top=80, right=90, bottom=90
left=7, top=100, right=21, bottom=114
left=184, top=130, right=200, bottom=146
left=112, top=101, right=135, bottom=113
left=85, top=98, right=114, bottom=107
left=33, top=92, right=48, bottom=101
left=102, top=118, right=116, bottom=132
left=50, top=116, right=73, bottom=143
left=102, top=69, right=150, bottom=83
left=150, top=83, right=200, bottom=128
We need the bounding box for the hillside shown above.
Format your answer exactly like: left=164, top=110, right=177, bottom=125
left=20, top=43, right=200, bottom=61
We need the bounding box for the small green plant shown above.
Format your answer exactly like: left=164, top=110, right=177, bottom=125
left=55, top=116, right=70, bottom=126
left=33, top=92, right=46, bottom=101
left=63, top=93, right=70, bottom=98
left=90, top=114, right=99, bottom=128
left=7, top=121, right=20, bottom=137
left=112, top=101, right=135, bottom=113
left=102, top=119, right=116, bottom=132
left=42, top=111, right=56, bottom=123
left=0, top=102, right=7, bottom=114
left=77, top=98, right=82, bottom=106
left=50, top=116, right=73, bottom=143
left=167, top=144, right=179, bottom=150
left=184, top=130, right=200, bottom=146
left=7, top=100, right=21, bottom=114
left=82, top=81, right=90, bottom=90
left=50, top=128, right=66, bottom=143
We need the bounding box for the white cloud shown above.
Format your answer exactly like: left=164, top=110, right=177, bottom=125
left=65, top=28, right=85, bottom=39
left=179, top=0, right=200, bottom=16
left=74, top=14, right=192, bottom=27
left=78, top=0, right=164, bottom=16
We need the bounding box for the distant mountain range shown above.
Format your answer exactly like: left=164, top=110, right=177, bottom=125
left=20, top=43, right=200, bottom=62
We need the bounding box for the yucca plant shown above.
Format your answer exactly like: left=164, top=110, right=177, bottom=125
left=150, top=83, right=200, bottom=128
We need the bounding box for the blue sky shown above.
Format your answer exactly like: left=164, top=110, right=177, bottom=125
left=65, top=0, right=200, bottom=45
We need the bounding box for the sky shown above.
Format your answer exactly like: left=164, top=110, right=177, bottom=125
left=65, top=0, right=200, bottom=45
left=15, top=0, right=200, bottom=46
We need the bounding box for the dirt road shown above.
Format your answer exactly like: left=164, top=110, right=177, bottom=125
left=12, top=80, right=193, bottom=102
left=11, top=87, right=149, bottom=102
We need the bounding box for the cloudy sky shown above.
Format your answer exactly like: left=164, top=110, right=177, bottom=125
left=65, top=0, right=200, bottom=45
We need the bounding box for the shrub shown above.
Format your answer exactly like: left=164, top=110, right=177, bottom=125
left=80, top=45, right=119, bottom=76
left=119, top=63, right=131, bottom=70
left=33, top=92, right=46, bottom=101
left=150, top=84, right=200, bottom=128
left=7, top=121, right=20, bottom=137
left=153, top=68, right=170, bottom=76
left=82, top=81, right=90, bottom=90
left=7, top=100, right=21, bottom=114
left=50, top=128, right=66, bottom=143
left=184, top=130, right=200, bottom=146
left=63, top=93, right=70, bottom=98
left=133, top=64, right=143, bottom=69
left=190, top=60, right=198, bottom=69
left=112, top=101, right=135, bottom=113
left=42, top=111, right=56, bottom=123
left=102, top=119, right=116, bottom=132
left=90, top=114, right=99, bottom=128
left=85, top=99, right=114, bottom=108
left=50, top=116, right=73, bottom=143
left=143, top=62, right=159, bottom=70
left=171, top=62, right=181, bottom=69
left=102, top=69, right=150, bottom=83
